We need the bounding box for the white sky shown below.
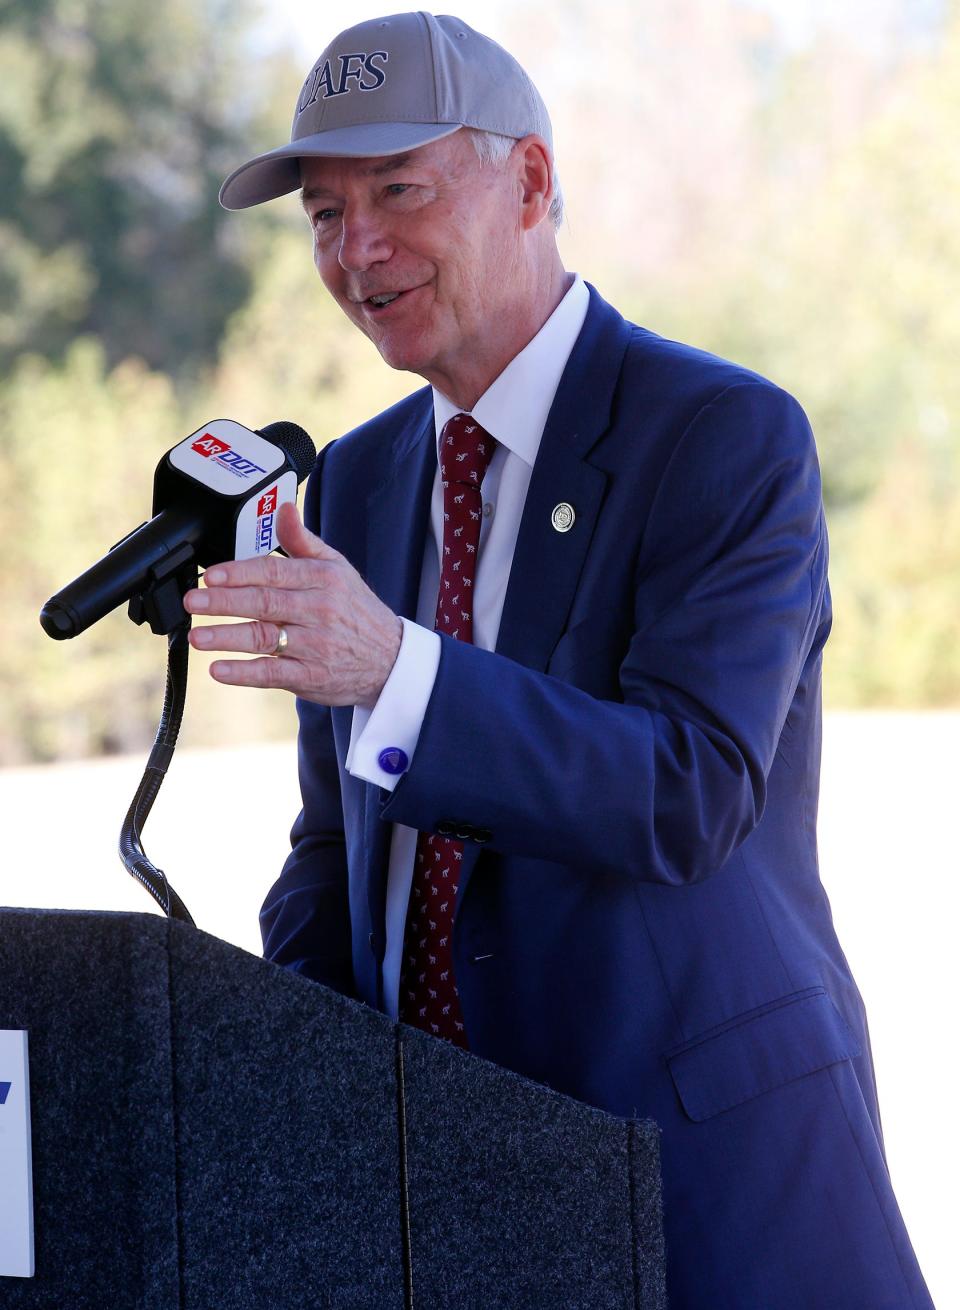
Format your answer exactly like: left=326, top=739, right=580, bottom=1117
left=259, top=0, right=945, bottom=61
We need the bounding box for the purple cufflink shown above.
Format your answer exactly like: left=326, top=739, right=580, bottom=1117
left=378, top=747, right=409, bottom=776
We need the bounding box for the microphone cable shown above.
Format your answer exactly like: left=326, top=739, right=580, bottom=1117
left=118, top=617, right=195, bottom=924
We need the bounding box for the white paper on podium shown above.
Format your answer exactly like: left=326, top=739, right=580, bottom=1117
left=0, top=1030, right=34, bottom=1278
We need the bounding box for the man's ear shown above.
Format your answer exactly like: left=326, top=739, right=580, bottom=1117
left=514, top=134, right=555, bottom=231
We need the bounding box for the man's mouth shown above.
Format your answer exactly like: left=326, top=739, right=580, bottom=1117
left=358, top=284, right=426, bottom=313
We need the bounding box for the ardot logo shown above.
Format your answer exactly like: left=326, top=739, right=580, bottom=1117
left=257, top=487, right=279, bottom=517
left=256, top=486, right=279, bottom=553
left=192, top=433, right=230, bottom=458
left=0, top=1081, right=10, bottom=1104
left=192, top=433, right=267, bottom=480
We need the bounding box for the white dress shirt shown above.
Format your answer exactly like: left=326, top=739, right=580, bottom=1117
left=345, top=274, right=590, bottom=1017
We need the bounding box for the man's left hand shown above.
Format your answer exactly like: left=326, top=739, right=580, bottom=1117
left=183, top=502, right=403, bottom=708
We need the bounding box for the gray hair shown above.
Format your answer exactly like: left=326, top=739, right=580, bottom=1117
left=467, top=129, right=564, bottom=231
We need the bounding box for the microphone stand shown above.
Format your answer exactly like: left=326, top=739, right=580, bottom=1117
left=118, top=544, right=198, bottom=924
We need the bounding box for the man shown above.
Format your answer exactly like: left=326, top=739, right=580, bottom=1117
left=188, top=13, right=933, bottom=1308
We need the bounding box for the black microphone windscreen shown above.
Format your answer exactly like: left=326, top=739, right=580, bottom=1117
left=258, top=422, right=317, bottom=482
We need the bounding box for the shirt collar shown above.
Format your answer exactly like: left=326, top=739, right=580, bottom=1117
left=432, top=274, right=589, bottom=466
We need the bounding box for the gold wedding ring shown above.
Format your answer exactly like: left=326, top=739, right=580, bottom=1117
left=272, top=626, right=289, bottom=656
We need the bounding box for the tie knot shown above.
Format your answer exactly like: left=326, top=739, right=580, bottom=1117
left=439, top=413, right=496, bottom=488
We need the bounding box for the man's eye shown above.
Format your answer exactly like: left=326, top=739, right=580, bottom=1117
left=385, top=183, right=409, bottom=197
left=315, top=208, right=339, bottom=223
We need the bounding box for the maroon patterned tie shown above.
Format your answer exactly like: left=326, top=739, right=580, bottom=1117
left=398, top=413, right=497, bottom=1047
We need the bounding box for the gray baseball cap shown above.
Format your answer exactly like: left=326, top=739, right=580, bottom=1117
left=219, top=11, right=553, bottom=210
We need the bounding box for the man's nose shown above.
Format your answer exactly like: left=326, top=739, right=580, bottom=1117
left=338, top=210, right=393, bottom=273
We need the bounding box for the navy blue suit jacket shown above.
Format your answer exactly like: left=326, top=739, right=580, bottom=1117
left=262, top=287, right=932, bottom=1308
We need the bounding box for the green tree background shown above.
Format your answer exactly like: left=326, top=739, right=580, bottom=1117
left=1, top=0, right=957, bottom=765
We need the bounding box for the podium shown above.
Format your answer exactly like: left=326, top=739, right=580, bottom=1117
left=0, top=908, right=666, bottom=1308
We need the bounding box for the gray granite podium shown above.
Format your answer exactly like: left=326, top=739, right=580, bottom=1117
left=0, top=907, right=666, bottom=1308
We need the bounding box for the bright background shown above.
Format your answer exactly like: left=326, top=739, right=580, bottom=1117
left=1, top=2, right=957, bottom=1303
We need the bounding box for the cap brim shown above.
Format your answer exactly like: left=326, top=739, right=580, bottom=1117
left=219, top=120, right=463, bottom=210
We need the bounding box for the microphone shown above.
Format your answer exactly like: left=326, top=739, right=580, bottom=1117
left=39, top=419, right=317, bottom=640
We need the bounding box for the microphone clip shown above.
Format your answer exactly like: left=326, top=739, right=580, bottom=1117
left=126, top=542, right=197, bottom=636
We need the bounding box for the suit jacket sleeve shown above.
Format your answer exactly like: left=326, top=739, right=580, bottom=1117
left=259, top=442, right=355, bottom=993
left=378, top=380, right=830, bottom=887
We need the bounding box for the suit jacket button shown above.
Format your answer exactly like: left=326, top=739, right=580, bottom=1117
left=455, top=825, right=474, bottom=841
left=436, top=821, right=455, bottom=837
left=474, top=828, right=492, bottom=844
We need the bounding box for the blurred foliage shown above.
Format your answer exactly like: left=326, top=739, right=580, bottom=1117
left=2, top=341, right=183, bottom=761
left=0, top=0, right=958, bottom=765
left=611, top=2, right=960, bottom=707
left=827, top=445, right=960, bottom=706
left=0, top=0, right=273, bottom=377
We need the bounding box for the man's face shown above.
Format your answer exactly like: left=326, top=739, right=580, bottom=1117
left=300, top=131, right=526, bottom=398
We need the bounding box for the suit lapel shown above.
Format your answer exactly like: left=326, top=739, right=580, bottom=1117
left=363, top=399, right=437, bottom=937
left=458, top=290, right=633, bottom=910
left=495, top=286, right=632, bottom=671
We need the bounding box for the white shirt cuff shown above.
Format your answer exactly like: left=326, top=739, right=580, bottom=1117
left=346, top=617, right=441, bottom=791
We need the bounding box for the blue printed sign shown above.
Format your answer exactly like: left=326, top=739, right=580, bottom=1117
left=0, top=1030, right=34, bottom=1277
